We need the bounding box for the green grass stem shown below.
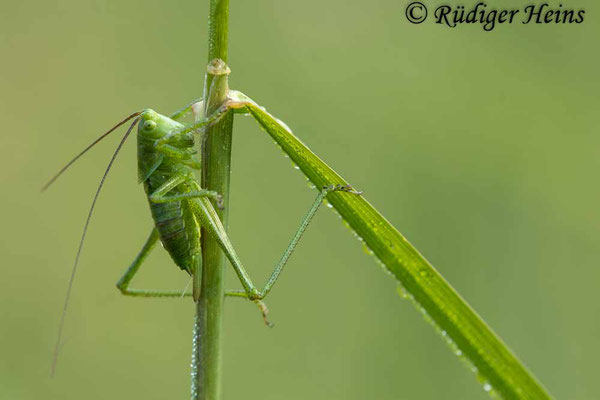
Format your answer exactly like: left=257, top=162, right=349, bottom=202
left=192, top=1, right=232, bottom=400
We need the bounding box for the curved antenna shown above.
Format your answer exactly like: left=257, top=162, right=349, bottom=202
left=50, top=117, right=140, bottom=377
left=41, top=112, right=141, bottom=192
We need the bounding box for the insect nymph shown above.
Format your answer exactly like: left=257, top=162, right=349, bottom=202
left=46, top=60, right=361, bottom=374
left=125, top=108, right=222, bottom=300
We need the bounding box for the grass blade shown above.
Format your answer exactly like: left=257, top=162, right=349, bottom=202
left=228, top=90, right=553, bottom=400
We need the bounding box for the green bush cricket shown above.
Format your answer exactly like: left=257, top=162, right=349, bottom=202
left=43, top=56, right=553, bottom=398
left=45, top=59, right=362, bottom=375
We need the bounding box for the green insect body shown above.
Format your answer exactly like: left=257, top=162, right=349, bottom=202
left=43, top=58, right=554, bottom=400
left=47, top=60, right=362, bottom=375
left=118, top=107, right=238, bottom=302
left=138, top=110, right=202, bottom=277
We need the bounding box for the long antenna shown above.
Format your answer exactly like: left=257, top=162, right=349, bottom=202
left=50, top=117, right=139, bottom=377
left=41, top=112, right=141, bottom=192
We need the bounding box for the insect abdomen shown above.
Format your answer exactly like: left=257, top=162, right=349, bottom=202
left=149, top=199, right=200, bottom=274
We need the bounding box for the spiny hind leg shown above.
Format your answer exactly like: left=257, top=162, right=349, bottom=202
left=249, top=184, right=362, bottom=300
left=194, top=185, right=360, bottom=325
left=116, top=228, right=193, bottom=298
left=195, top=184, right=361, bottom=301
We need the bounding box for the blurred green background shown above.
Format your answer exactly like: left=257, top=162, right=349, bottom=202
left=1, top=0, right=598, bottom=399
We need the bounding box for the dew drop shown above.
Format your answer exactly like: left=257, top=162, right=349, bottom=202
left=190, top=316, right=200, bottom=398
left=396, top=284, right=411, bottom=299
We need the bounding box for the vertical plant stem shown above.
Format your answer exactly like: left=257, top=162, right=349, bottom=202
left=192, top=1, right=231, bottom=400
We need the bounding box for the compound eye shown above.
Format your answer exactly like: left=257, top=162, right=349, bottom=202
left=143, top=120, right=157, bottom=131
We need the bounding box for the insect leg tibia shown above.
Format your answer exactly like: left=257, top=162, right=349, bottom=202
left=115, top=230, right=194, bottom=298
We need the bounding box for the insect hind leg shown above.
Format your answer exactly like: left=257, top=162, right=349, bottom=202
left=222, top=185, right=361, bottom=326
left=251, top=184, right=362, bottom=300
left=116, top=228, right=193, bottom=298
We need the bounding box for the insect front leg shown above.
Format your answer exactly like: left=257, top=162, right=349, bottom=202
left=116, top=228, right=193, bottom=297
